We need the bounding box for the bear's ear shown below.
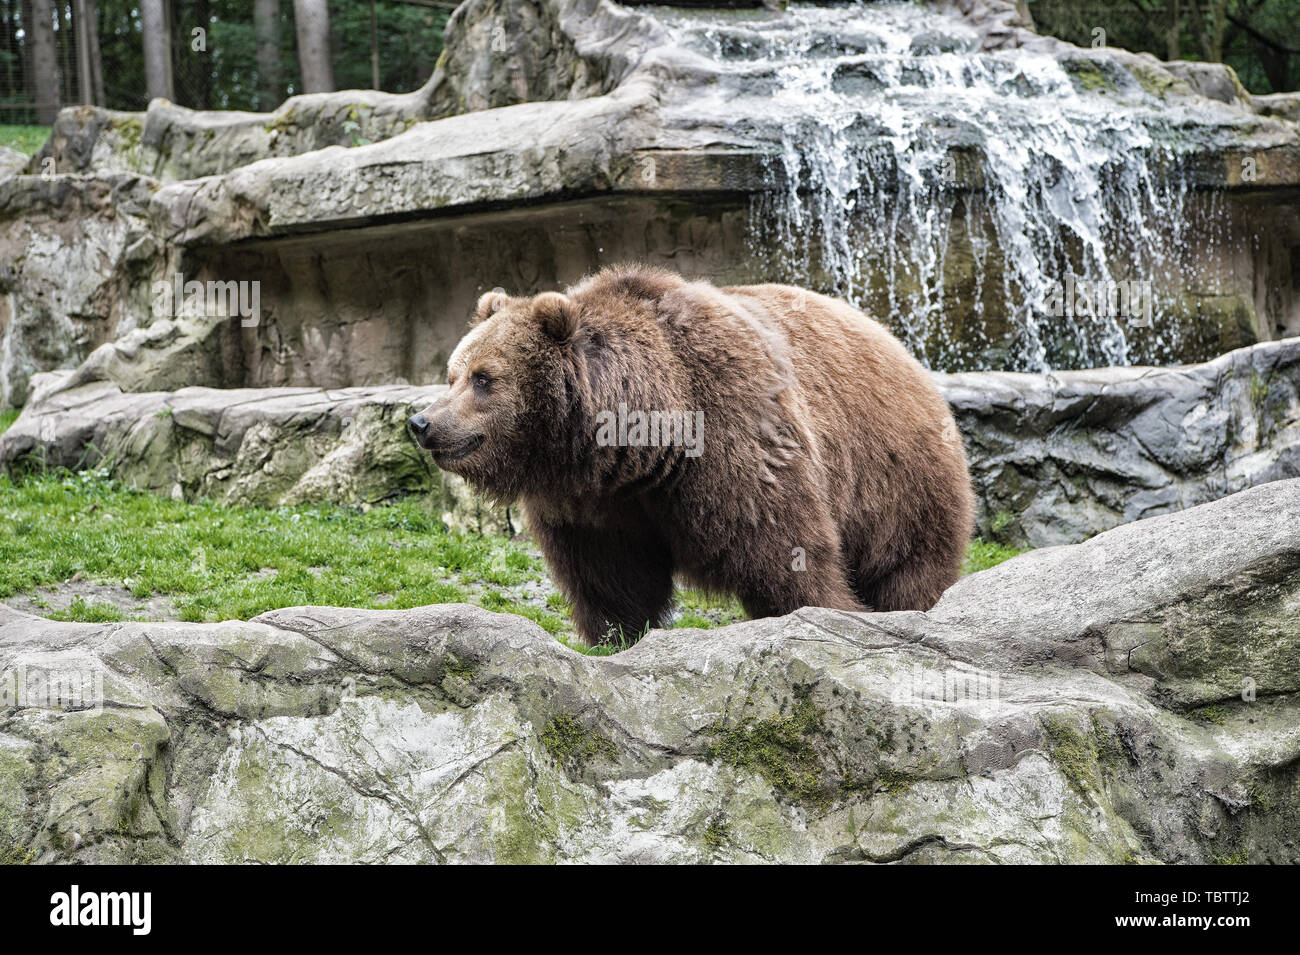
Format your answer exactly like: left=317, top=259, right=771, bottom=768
left=531, top=291, right=581, bottom=342
left=471, top=290, right=511, bottom=326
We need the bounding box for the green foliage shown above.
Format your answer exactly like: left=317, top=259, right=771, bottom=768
left=0, top=1, right=448, bottom=116
left=1028, top=0, right=1300, bottom=94
left=46, top=596, right=126, bottom=623
left=0, top=470, right=544, bottom=625
left=0, top=468, right=1034, bottom=655
left=962, top=539, right=1028, bottom=575
left=0, top=126, right=48, bottom=156
left=0, top=408, right=19, bottom=435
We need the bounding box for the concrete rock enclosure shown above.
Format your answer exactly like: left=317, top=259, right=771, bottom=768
left=3, top=0, right=1300, bottom=867
left=3, top=0, right=1300, bottom=403
left=2, top=481, right=1298, bottom=863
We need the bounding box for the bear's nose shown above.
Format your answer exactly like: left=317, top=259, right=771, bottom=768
left=407, top=413, right=431, bottom=444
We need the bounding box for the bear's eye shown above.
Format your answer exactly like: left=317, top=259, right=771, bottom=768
left=472, top=373, right=491, bottom=393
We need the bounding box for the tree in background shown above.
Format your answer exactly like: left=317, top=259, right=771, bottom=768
left=293, top=0, right=332, bottom=93
left=1028, top=0, right=1300, bottom=94
left=254, top=0, right=281, bottom=109
left=27, top=0, right=57, bottom=122
left=0, top=0, right=448, bottom=119
left=141, top=0, right=172, bottom=102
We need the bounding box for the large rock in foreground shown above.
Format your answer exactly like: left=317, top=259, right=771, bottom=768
left=2, top=479, right=1297, bottom=864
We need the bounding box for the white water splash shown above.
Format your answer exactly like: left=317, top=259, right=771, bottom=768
left=654, top=2, right=1200, bottom=371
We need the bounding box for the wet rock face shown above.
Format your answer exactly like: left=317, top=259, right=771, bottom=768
left=2, top=480, right=1297, bottom=864
left=942, top=336, right=1300, bottom=547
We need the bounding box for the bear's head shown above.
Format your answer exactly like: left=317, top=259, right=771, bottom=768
left=408, top=288, right=583, bottom=499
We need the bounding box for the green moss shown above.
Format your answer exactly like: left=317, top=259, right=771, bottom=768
left=264, top=107, right=298, bottom=135
left=703, top=816, right=730, bottom=850
left=1091, top=715, right=1124, bottom=773
left=1191, top=704, right=1228, bottom=725
left=706, top=689, right=829, bottom=803
left=874, top=767, right=917, bottom=795
left=0, top=843, right=36, bottom=864
left=1063, top=60, right=1117, bottom=92
left=1043, top=716, right=1104, bottom=795
left=539, top=714, right=618, bottom=768
left=442, top=652, right=476, bottom=683
left=1133, top=64, right=1179, bottom=98
left=1212, top=846, right=1249, bottom=865
left=107, top=116, right=143, bottom=152
left=0, top=409, right=18, bottom=435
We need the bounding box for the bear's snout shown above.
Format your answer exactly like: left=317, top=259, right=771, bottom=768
left=407, top=413, right=433, bottom=447
left=407, top=405, right=486, bottom=467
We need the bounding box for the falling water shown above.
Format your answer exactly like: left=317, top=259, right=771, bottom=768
left=652, top=2, right=1204, bottom=372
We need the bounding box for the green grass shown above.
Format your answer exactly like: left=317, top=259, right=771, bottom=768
left=0, top=469, right=557, bottom=628
left=0, top=409, right=18, bottom=436
left=962, top=538, right=1027, bottom=575
left=0, top=468, right=1029, bottom=654
left=0, top=125, right=49, bottom=156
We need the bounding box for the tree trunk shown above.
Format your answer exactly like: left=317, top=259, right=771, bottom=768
left=141, top=0, right=174, bottom=102
left=1166, top=0, right=1181, bottom=61
left=86, top=0, right=104, bottom=106
left=254, top=0, right=282, bottom=109
left=28, top=0, right=59, bottom=124
left=292, top=0, right=334, bottom=93
left=74, top=0, right=92, bottom=104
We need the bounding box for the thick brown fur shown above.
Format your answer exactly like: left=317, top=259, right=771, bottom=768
left=410, top=265, right=974, bottom=645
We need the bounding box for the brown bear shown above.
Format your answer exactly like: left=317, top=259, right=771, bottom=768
left=409, top=265, right=973, bottom=645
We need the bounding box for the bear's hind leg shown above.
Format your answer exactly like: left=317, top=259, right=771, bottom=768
left=723, top=523, right=866, bottom=620
left=530, top=518, right=675, bottom=645
left=855, top=543, right=962, bottom=612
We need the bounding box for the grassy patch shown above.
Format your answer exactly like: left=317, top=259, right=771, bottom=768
left=0, top=409, right=18, bottom=436
left=0, top=470, right=546, bottom=625
left=0, top=468, right=1031, bottom=654
left=962, top=539, right=1027, bottom=575
left=0, top=126, right=48, bottom=156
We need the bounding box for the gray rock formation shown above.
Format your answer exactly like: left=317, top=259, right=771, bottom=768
left=5, top=0, right=1300, bottom=405
left=2, top=478, right=1296, bottom=864
left=0, top=374, right=511, bottom=535
left=0, top=173, right=161, bottom=407
left=943, top=336, right=1300, bottom=546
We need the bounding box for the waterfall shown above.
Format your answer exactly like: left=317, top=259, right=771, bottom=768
left=653, top=2, right=1201, bottom=372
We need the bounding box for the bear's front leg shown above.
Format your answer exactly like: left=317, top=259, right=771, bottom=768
left=528, top=516, right=675, bottom=645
